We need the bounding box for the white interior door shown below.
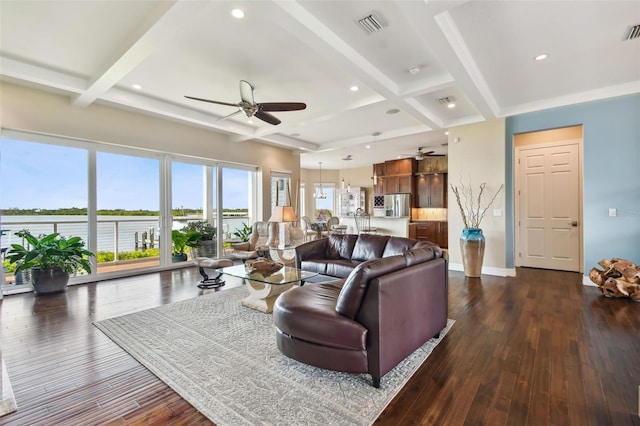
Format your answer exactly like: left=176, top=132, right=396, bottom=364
left=517, top=142, right=581, bottom=271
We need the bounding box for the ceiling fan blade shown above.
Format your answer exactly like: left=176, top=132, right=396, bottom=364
left=258, top=102, right=307, bottom=112
left=185, top=96, right=239, bottom=108
left=239, top=80, right=255, bottom=104
left=216, top=109, right=242, bottom=122
left=424, top=151, right=435, bottom=156
left=254, top=111, right=281, bottom=125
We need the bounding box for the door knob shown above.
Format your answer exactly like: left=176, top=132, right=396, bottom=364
left=570, top=221, right=578, bottom=227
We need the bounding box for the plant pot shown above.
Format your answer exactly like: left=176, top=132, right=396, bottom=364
left=31, top=267, right=70, bottom=294
left=189, top=240, right=217, bottom=259
left=460, top=228, right=485, bottom=278
left=172, top=253, right=188, bottom=263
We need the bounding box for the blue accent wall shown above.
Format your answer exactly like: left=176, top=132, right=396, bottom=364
left=506, top=94, right=640, bottom=272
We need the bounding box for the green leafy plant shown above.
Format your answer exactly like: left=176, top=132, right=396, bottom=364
left=181, top=220, right=216, bottom=242
left=6, top=231, right=95, bottom=274
left=172, top=229, right=200, bottom=255
left=233, top=223, right=252, bottom=242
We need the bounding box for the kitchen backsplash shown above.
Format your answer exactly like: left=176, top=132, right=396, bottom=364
left=412, top=208, right=448, bottom=221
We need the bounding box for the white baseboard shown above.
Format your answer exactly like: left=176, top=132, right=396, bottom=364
left=583, top=275, right=597, bottom=286
left=449, top=263, right=516, bottom=277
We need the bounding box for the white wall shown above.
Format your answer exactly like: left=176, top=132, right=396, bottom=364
left=448, top=118, right=512, bottom=276
left=0, top=82, right=300, bottom=218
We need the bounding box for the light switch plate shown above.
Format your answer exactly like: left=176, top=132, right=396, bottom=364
left=609, top=208, right=617, bottom=217
left=493, top=209, right=502, bottom=217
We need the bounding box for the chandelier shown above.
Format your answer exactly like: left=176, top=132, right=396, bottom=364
left=316, top=161, right=327, bottom=199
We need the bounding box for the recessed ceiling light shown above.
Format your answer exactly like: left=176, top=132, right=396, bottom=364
left=444, top=131, right=449, bottom=135
left=534, top=53, right=548, bottom=61
left=132, top=84, right=142, bottom=90
left=447, top=103, right=456, bottom=109
left=386, top=108, right=400, bottom=115
left=366, top=145, right=371, bottom=149
left=231, top=8, right=244, bottom=19
left=247, top=119, right=253, bottom=124
left=350, top=85, right=359, bottom=92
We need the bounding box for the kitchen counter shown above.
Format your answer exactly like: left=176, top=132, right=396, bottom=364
left=337, top=216, right=410, bottom=238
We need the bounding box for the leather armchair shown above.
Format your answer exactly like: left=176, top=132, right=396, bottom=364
left=230, top=221, right=277, bottom=260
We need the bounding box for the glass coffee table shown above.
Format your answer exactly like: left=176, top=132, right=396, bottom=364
left=216, top=264, right=318, bottom=313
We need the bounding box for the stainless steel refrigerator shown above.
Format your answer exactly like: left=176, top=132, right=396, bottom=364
left=384, top=193, right=411, bottom=217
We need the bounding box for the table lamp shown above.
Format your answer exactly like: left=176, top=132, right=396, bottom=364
left=269, top=206, right=298, bottom=247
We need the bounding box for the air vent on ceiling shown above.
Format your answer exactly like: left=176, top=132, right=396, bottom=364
left=357, top=12, right=386, bottom=34
left=438, top=96, right=456, bottom=105
left=624, top=24, right=640, bottom=41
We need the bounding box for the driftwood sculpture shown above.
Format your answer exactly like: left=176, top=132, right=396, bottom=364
left=589, top=258, right=640, bottom=301
left=245, top=257, right=284, bottom=277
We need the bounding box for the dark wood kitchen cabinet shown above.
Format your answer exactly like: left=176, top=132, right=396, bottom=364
left=416, top=173, right=447, bottom=208
left=414, top=221, right=448, bottom=248
left=384, top=175, right=413, bottom=194
left=384, top=158, right=414, bottom=176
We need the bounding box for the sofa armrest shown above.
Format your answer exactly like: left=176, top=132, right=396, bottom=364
left=294, top=238, right=329, bottom=269
left=356, top=258, right=448, bottom=380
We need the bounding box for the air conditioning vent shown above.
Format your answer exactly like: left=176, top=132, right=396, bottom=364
left=624, top=24, right=640, bottom=41
left=437, top=96, right=456, bottom=105
left=357, top=13, right=386, bottom=34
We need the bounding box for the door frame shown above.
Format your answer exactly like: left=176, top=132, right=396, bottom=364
left=514, top=137, right=584, bottom=272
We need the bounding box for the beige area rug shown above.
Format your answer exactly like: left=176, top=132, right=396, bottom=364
left=94, top=286, right=453, bottom=425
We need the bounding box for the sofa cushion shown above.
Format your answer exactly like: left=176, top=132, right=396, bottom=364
left=382, top=236, right=419, bottom=257
left=351, top=234, right=388, bottom=261
left=300, top=260, right=330, bottom=275
left=273, top=281, right=367, bottom=351
left=403, top=247, right=437, bottom=266
left=326, top=234, right=358, bottom=260
left=336, top=255, right=408, bottom=319
left=326, top=260, right=361, bottom=279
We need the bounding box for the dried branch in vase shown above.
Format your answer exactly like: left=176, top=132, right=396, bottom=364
left=451, top=182, right=504, bottom=229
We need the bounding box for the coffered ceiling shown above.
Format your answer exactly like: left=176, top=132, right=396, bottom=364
left=1, top=1, right=638, bottom=170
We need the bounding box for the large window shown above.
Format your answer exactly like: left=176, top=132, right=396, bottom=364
left=0, top=137, right=88, bottom=291
left=0, top=131, right=259, bottom=293
left=313, top=184, right=335, bottom=220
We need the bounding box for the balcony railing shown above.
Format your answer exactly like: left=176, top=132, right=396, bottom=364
left=1, top=215, right=252, bottom=286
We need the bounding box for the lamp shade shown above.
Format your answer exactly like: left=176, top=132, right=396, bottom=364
left=269, top=206, right=298, bottom=223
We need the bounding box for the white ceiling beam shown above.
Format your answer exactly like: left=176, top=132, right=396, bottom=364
left=0, top=56, right=86, bottom=94
left=265, top=1, right=443, bottom=131
left=72, top=0, right=209, bottom=108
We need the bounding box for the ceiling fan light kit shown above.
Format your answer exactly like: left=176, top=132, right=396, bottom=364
left=185, top=80, right=306, bottom=126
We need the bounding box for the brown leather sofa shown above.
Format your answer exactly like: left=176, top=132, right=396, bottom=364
left=274, top=241, right=448, bottom=388
left=294, top=233, right=442, bottom=278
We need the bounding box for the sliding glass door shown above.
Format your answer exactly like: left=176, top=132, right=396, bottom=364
left=96, top=151, right=161, bottom=273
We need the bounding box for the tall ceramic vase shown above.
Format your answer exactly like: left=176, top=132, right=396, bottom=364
left=460, top=228, right=485, bottom=277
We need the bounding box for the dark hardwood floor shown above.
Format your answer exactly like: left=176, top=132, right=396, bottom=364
left=0, top=266, right=638, bottom=425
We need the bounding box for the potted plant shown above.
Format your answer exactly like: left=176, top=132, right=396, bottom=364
left=181, top=221, right=217, bottom=258
left=171, top=229, right=197, bottom=262
left=6, top=231, right=95, bottom=295
left=233, top=222, right=252, bottom=243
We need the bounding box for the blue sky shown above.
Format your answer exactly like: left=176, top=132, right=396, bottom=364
left=0, top=138, right=250, bottom=210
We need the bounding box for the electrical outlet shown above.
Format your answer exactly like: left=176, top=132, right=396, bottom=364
left=493, top=209, right=502, bottom=217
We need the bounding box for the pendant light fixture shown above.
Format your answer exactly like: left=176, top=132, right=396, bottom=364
left=316, top=162, right=327, bottom=199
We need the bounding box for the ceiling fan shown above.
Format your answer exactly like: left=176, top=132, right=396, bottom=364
left=184, top=80, right=306, bottom=125
left=401, top=147, right=438, bottom=160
